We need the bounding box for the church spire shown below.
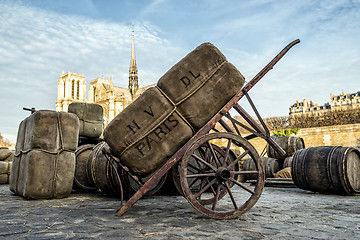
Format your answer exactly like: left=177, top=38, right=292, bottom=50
left=129, top=30, right=138, bottom=100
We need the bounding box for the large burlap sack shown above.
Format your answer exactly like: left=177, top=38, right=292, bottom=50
left=23, top=110, right=79, bottom=152
left=10, top=110, right=79, bottom=199
left=157, top=42, right=245, bottom=130
left=0, top=174, right=9, bottom=184
left=3, top=151, right=14, bottom=162
left=0, top=161, right=11, bottom=174
left=10, top=117, right=27, bottom=194
left=68, top=102, right=103, bottom=138
left=274, top=167, right=292, bottom=179
left=0, top=148, right=12, bottom=161
left=104, top=87, right=194, bottom=176
left=0, top=161, right=11, bottom=184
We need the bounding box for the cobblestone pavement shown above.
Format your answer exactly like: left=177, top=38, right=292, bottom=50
left=1, top=183, right=359, bottom=239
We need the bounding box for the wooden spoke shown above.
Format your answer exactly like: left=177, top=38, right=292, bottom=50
left=224, top=182, right=238, bottom=209
left=230, top=170, right=258, bottom=175
left=227, top=150, right=249, bottom=170
left=188, top=177, right=200, bottom=189
left=187, top=162, right=201, bottom=172
left=194, top=178, right=217, bottom=199
left=222, top=139, right=233, bottom=167
left=207, top=141, right=222, bottom=168
left=186, top=173, right=216, bottom=178
left=229, top=177, right=255, bottom=194
left=212, top=184, right=222, bottom=211
left=191, top=153, right=217, bottom=171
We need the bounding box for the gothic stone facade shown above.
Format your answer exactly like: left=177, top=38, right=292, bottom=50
left=55, top=32, right=154, bottom=125
left=56, top=73, right=154, bottom=125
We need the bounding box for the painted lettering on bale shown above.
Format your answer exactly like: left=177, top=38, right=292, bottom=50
left=180, top=71, right=200, bottom=88
left=135, top=114, right=179, bottom=156
left=127, top=120, right=140, bottom=134
left=127, top=106, right=154, bottom=134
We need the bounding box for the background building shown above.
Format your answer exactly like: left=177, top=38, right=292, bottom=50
left=289, top=91, right=360, bottom=116
left=55, top=32, right=154, bottom=125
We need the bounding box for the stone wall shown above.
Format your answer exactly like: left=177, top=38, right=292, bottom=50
left=247, top=123, right=360, bottom=155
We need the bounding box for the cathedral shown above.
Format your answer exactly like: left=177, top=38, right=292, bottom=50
left=55, top=32, right=154, bottom=125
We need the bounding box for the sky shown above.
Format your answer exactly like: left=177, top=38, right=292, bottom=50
left=0, top=0, right=359, bottom=143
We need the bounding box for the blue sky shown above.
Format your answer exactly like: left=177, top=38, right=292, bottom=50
left=0, top=0, right=359, bottom=143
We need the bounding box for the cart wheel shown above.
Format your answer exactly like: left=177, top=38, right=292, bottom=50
left=180, top=132, right=264, bottom=219
left=173, top=144, right=232, bottom=204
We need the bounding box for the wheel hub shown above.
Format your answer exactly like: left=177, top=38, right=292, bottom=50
left=216, top=167, right=231, bottom=181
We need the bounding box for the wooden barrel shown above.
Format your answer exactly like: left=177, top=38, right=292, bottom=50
left=88, top=142, right=125, bottom=197
left=74, top=144, right=97, bottom=192
left=292, top=146, right=360, bottom=195
left=78, top=136, right=103, bottom=147
left=267, top=136, right=305, bottom=160
left=283, top=156, right=293, bottom=168
left=243, top=157, right=280, bottom=180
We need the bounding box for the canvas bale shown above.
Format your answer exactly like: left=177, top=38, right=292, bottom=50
left=10, top=117, right=27, bottom=194
left=10, top=110, right=79, bottom=199
left=274, top=167, right=292, bottom=178
left=0, top=174, right=9, bottom=185
left=0, top=161, right=11, bottom=174
left=23, top=110, right=79, bottom=152
left=68, top=102, right=103, bottom=138
left=104, top=87, right=194, bottom=176
left=0, top=148, right=12, bottom=161
left=3, top=151, right=14, bottom=162
left=157, top=42, right=245, bottom=130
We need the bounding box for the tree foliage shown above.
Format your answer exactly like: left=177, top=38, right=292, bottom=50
left=219, top=108, right=360, bottom=135
left=289, top=108, right=360, bottom=129
left=0, top=133, right=12, bottom=148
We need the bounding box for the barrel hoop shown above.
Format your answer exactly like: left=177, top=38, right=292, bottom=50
left=326, top=146, right=341, bottom=194
left=340, top=147, right=353, bottom=194
left=296, top=147, right=312, bottom=190
left=90, top=142, right=106, bottom=190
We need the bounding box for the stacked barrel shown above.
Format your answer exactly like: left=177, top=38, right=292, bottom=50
left=243, top=136, right=305, bottom=181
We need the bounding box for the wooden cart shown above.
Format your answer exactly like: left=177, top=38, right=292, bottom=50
left=103, top=39, right=300, bottom=219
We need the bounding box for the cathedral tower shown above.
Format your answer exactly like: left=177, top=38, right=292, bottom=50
left=56, top=72, right=86, bottom=112
left=128, top=30, right=139, bottom=100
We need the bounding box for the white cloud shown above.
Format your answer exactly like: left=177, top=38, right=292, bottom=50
left=0, top=1, right=183, bottom=142
left=0, top=0, right=359, bottom=143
